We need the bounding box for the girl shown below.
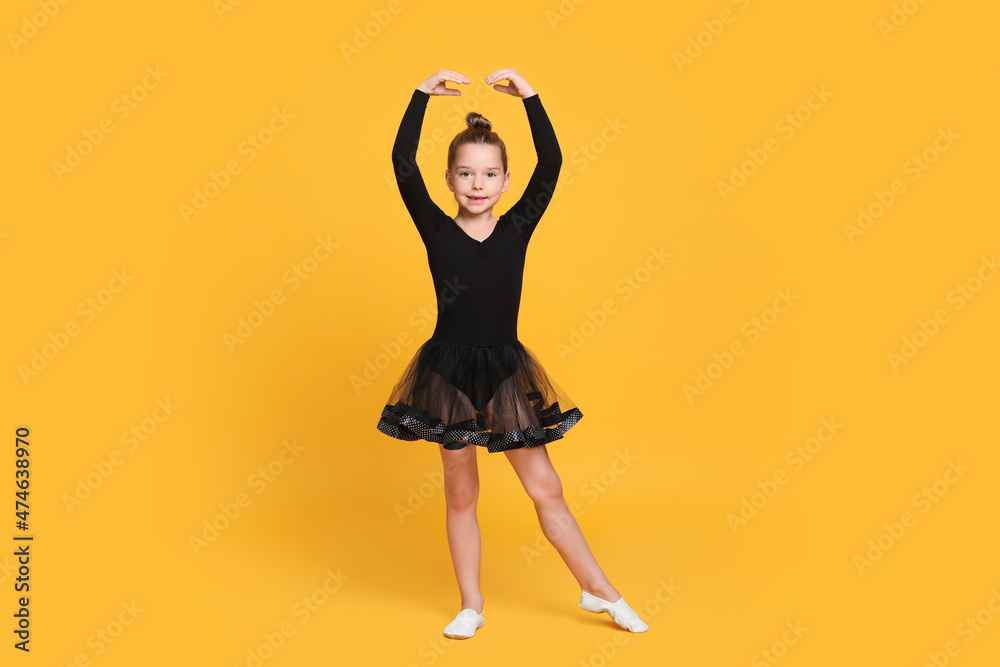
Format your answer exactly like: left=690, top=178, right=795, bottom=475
left=377, top=68, right=648, bottom=639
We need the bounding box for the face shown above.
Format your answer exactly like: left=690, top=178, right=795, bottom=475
left=446, top=143, right=510, bottom=214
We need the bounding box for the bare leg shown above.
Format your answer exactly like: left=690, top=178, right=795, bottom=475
left=439, top=441, right=485, bottom=614
left=504, top=444, right=620, bottom=602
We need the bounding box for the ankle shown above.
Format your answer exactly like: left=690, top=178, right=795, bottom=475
left=584, top=586, right=620, bottom=602
left=461, top=598, right=484, bottom=614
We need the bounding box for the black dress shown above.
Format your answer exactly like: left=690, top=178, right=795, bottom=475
left=376, top=88, right=583, bottom=453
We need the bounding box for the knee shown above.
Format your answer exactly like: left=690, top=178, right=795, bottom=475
left=444, top=479, right=479, bottom=511
left=525, top=472, right=564, bottom=506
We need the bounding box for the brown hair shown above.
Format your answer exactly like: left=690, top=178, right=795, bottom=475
left=447, top=112, right=508, bottom=173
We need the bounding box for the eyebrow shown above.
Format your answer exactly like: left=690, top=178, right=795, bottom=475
left=455, top=165, right=502, bottom=170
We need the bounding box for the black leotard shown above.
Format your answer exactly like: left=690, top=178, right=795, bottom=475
left=390, top=88, right=562, bottom=348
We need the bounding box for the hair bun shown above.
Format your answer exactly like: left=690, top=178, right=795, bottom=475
left=465, top=112, right=492, bottom=132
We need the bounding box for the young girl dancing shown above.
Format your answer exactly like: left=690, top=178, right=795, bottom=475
left=377, top=68, right=648, bottom=639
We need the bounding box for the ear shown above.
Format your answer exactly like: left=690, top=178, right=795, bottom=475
left=444, top=169, right=453, bottom=192
left=501, top=170, right=511, bottom=192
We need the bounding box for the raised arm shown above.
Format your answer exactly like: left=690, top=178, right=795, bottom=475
left=502, top=92, right=563, bottom=244
left=390, top=88, right=446, bottom=245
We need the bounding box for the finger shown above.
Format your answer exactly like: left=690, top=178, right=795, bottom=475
left=485, top=69, right=511, bottom=84
left=442, top=70, right=470, bottom=83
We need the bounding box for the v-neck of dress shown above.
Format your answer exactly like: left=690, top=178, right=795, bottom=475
left=452, top=217, right=498, bottom=244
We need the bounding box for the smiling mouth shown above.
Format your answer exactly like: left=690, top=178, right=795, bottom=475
left=468, top=196, right=486, bottom=202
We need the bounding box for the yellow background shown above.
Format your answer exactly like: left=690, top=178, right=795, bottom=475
left=3, top=0, right=998, bottom=664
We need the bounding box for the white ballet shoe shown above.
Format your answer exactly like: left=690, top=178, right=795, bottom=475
left=443, top=608, right=485, bottom=639
left=580, top=590, right=649, bottom=632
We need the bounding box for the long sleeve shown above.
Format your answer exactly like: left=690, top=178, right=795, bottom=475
left=503, top=93, right=563, bottom=244
left=391, top=88, right=446, bottom=244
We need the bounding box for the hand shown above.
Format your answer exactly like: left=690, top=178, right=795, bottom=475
left=485, top=68, right=536, bottom=99
left=417, top=69, right=470, bottom=96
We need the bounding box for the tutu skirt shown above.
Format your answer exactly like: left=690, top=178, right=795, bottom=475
left=377, top=338, right=583, bottom=453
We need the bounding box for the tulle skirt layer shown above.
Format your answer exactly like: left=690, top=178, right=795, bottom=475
left=376, top=338, right=583, bottom=453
